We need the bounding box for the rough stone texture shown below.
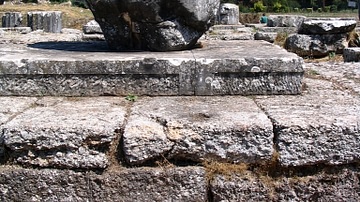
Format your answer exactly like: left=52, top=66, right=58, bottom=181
left=304, top=60, right=360, bottom=97
left=267, top=15, right=306, bottom=28
left=82, top=19, right=102, bottom=34
left=254, top=32, right=277, bottom=43
left=344, top=47, right=360, bottom=62
left=256, top=78, right=360, bottom=166
left=0, top=166, right=206, bottom=202
left=1, top=12, right=22, bottom=27
left=211, top=167, right=360, bottom=201
left=217, top=3, right=240, bottom=25
left=257, top=26, right=298, bottom=33
left=123, top=96, right=273, bottom=165
left=0, top=40, right=304, bottom=96
left=2, top=97, right=126, bottom=169
left=0, top=27, right=31, bottom=34
left=211, top=172, right=274, bottom=201
left=27, top=11, right=62, bottom=33
left=298, top=18, right=357, bottom=35
left=85, top=0, right=219, bottom=51
left=0, top=97, right=37, bottom=159
left=285, top=33, right=348, bottom=57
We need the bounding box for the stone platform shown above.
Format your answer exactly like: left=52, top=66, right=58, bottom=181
left=0, top=40, right=303, bottom=96
left=1, top=38, right=360, bottom=201
left=0, top=60, right=359, bottom=200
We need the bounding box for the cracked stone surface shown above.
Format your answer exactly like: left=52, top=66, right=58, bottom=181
left=211, top=167, right=360, bottom=201
left=123, top=96, right=274, bottom=165
left=2, top=97, right=127, bottom=169
left=0, top=97, right=38, bottom=159
left=256, top=77, right=360, bottom=166
left=0, top=166, right=206, bottom=202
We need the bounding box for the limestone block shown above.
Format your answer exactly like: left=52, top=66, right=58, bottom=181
left=27, top=11, right=62, bottom=33
left=211, top=173, right=273, bottom=201
left=0, top=166, right=207, bottom=202
left=2, top=97, right=126, bottom=169
left=267, top=15, right=306, bottom=28
left=83, top=20, right=102, bottom=34
left=258, top=26, right=298, bottom=33
left=211, top=167, right=360, bottom=201
left=0, top=40, right=304, bottom=96
left=85, top=0, right=220, bottom=51
left=90, top=167, right=207, bottom=201
left=123, top=96, right=274, bottom=166
left=254, top=32, right=277, bottom=43
left=1, top=12, right=22, bottom=27
left=298, top=18, right=356, bottom=35
left=218, top=3, right=240, bottom=25
left=285, top=33, right=348, bottom=57
left=0, top=97, right=37, bottom=160
left=256, top=78, right=360, bottom=166
left=343, top=47, right=360, bottom=62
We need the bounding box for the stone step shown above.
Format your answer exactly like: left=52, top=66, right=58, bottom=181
left=0, top=74, right=359, bottom=169
left=0, top=40, right=304, bottom=96
left=0, top=61, right=359, bottom=201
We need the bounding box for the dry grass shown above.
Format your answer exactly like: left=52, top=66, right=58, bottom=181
left=203, top=160, right=249, bottom=182
left=0, top=3, right=93, bottom=30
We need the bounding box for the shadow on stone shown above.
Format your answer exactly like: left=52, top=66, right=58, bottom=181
left=28, top=41, right=112, bottom=52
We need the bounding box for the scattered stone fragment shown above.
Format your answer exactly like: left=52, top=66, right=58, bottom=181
left=298, top=18, right=357, bottom=35
left=83, top=20, right=102, bottom=34
left=343, top=47, right=360, bottom=62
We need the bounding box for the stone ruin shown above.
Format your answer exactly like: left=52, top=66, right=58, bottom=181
left=85, top=0, right=220, bottom=51
left=285, top=18, right=357, bottom=57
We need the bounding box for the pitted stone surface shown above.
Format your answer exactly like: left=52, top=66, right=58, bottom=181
left=2, top=97, right=126, bottom=169
left=85, top=0, right=219, bottom=51
left=298, top=18, right=357, bottom=35
left=0, top=40, right=304, bottom=96
left=256, top=78, right=360, bottom=166
left=123, top=96, right=273, bottom=165
left=0, top=166, right=206, bottom=202
left=0, top=97, right=37, bottom=159
left=211, top=167, right=360, bottom=201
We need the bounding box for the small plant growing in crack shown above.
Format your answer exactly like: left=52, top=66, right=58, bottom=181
left=125, top=94, right=138, bottom=102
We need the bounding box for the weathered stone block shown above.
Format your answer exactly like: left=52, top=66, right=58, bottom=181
left=211, top=167, right=360, bottom=201
left=298, top=18, right=357, bottom=35
left=83, top=19, right=102, bottom=34
left=254, top=32, right=277, bottom=43
left=285, top=33, right=348, bottom=57
left=0, top=97, right=37, bottom=160
left=0, top=166, right=207, bottom=202
left=267, top=15, right=306, bottom=28
left=2, top=97, right=126, bottom=169
left=123, top=96, right=274, bottom=165
left=0, top=40, right=304, bottom=96
left=343, top=47, right=360, bottom=62
left=1, top=12, right=22, bottom=27
left=256, top=78, right=360, bottom=166
left=27, top=11, right=62, bottom=33
left=85, top=0, right=219, bottom=51
left=217, top=3, right=240, bottom=25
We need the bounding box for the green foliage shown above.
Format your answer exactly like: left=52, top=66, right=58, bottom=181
left=330, top=5, right=338, bottom=12
left=253, top=1, right=266, bottom=12
left=273, top=2, right=282, bottom=12
left=328, top=51, right=336, bottom=59
left=125, top=94, right=138, bottom=102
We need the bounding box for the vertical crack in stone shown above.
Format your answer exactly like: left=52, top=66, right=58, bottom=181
left=109, top=100, right=134, bottom=168
left=252, top=97, right=280, bottom=166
